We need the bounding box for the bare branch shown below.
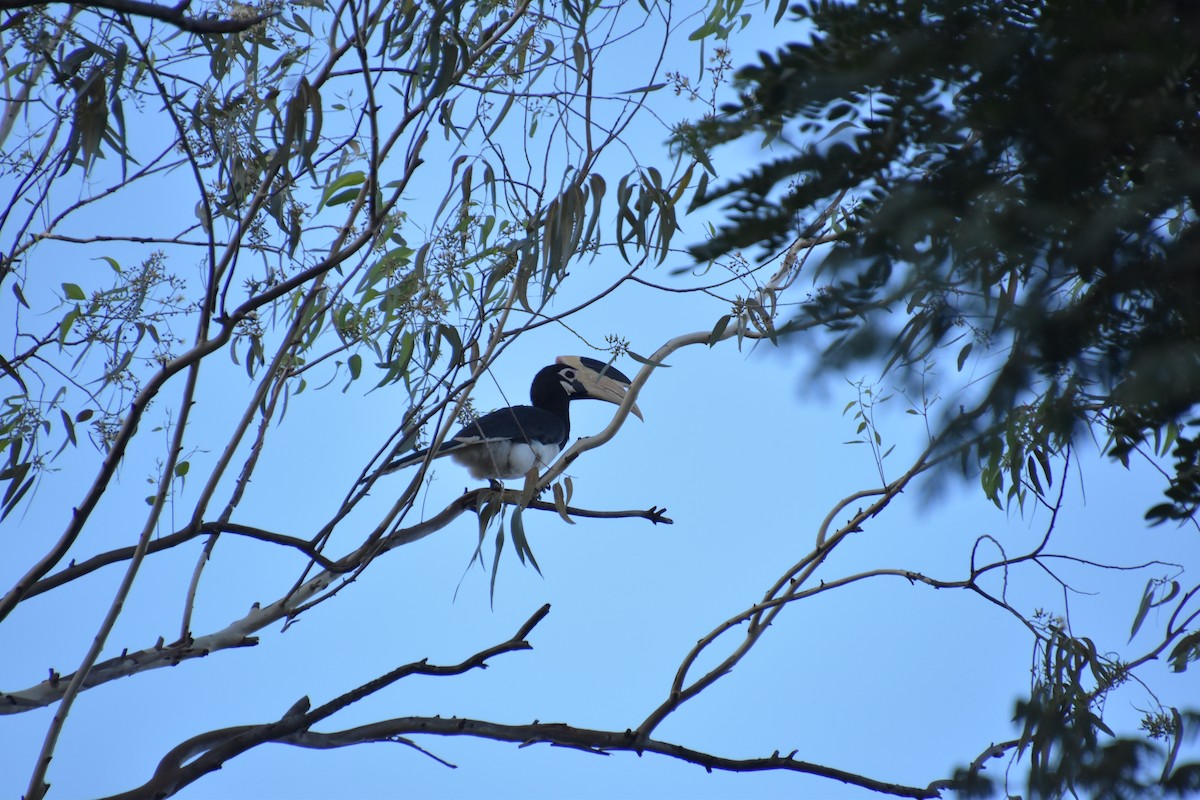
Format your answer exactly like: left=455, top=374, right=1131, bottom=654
left=284, top=718, right=941, bottom=799
left=99, top=600, right=941, bottom=800
left=927, top=739, right=1020, bottom=795
left=4, top=481, right=671, bottom=711
left=99, top=604, right=552, bottom=800
left=23, top=522, right=343, bottom=600
left=2, top=635, right=259, bottom=714
left=0, top=0, right=277, bottom=33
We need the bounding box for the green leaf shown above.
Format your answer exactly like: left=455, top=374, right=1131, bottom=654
left=572, top=40, right=586, bottom=87
left=626, top=350, right=669, bottom=368
left=62, top=283, right=86, bottom=301
left=1, top=460, right=30, bottom=501
left=174, top=461, right=190, bottom=477
left=551, top=482, right=574, bottom=524
left=1168, top=631, right=1200, bottom=672
left=1, top=462, right=33, bottom=521
left=323, top=188, right=361, bottom=208
left=317, top=170, right=365, bottom=212
left=1162, top=707, right=1184, bottom=781
left=617, top=82, right=667, bottom=95
left=437, top=324, right=463, bottom=367
left=0, top=354, right=27, bottom=393
left=957, top=341, right=973, bottom=371
left=58, top=308, right=80, bottom=344
left=1131, top=579, right=1181, bottom=643
left=708, top=314, right=732, bottom=347
left=490, top=523, right=505, bottom=606
left=376, top=332, right=416, bottom=389
left=60, top=409, right=76, bottom=447
left=510, top=505, right=542, bottom=575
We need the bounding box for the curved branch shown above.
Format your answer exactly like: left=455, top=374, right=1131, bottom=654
left=0, top=495, right=476, bottom=716
left=1, top=634, right=259, bottom=714
left=0, top=0, right=278, bottom=33
left=116, top=719, right=943, bottom=799
left=4, top=479, right=670, bottom=716
left=927, top=739, right=1020, bottom=795
left=21, top=522, right=342, bottom=600
left=537, top=207, right=845, bottom=493
left=99, top=604, right=552, bottom=800
left=99, top=599, right=939, bottom=800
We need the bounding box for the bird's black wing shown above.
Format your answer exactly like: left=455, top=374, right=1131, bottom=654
left=459, top=405, right=566, bottom=446
left=379, top=405, right=566, bottom=474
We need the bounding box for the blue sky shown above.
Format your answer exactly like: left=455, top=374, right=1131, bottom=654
left=2, top=3, right=1199, bottom=799
left=5, top=338, right=1195, bottom=798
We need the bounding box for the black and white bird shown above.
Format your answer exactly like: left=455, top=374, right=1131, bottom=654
left=380, top=356, right=643, bottom=481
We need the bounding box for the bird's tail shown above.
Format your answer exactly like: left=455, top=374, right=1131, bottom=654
left=354, top=446, right=431, bottom=488
left=379, top=446, right=431, bottom=475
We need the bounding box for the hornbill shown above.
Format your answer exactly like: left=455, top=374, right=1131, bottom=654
left=380, top=356, right=643, bottom=481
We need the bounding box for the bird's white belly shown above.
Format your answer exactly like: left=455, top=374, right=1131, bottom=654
left=452, top=439, right=561, bottom=480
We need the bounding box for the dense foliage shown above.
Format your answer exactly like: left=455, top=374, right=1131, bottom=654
left=687, top=0, right=1200, bottom=521
left=684, top=1, right=1200, bottom=795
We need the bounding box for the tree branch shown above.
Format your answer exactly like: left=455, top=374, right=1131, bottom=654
left=99, top=599, right=940, bottom=800
left=3, top=485, right=667, bottom=713
left=113, top=719, right=944, bottom=799
left=1, top=635, right=259, bottom=714
left=22, top=522, right=343, bottom=600
left=0, top=0, right=277, bottom=33
left=99, top=604, right=552, bottom=800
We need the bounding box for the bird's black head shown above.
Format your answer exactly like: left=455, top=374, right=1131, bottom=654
left=528, top=356, right=643, bottom=419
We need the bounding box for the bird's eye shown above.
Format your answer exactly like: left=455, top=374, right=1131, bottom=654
left=560, top=368, right=576, bottom=381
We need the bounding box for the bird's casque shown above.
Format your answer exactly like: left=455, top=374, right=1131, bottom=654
left=380, top=356, right=642, bottom=481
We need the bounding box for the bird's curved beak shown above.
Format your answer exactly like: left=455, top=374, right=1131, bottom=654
left=557, top=355, right=644, bottom=420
